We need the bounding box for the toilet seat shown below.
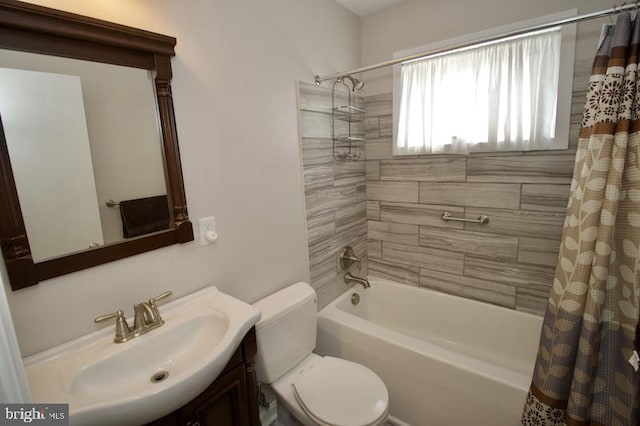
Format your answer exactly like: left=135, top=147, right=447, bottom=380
left=291, top=356, right=389, bottom=426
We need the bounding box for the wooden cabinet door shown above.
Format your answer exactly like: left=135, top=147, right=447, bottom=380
left=180, top=364, right=250, bottom=426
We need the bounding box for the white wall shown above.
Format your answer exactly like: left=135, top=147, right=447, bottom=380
left=5, top=0, right=360, bottom=357
left=361, top=0, right=617, bottom=95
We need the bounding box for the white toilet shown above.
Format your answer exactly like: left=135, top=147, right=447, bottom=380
left=254, top=282, right=389, bottom=426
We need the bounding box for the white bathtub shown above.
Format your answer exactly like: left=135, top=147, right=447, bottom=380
left=316, top=277, right=544, bottom=426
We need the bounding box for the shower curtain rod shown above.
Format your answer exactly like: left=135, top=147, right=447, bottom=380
left=314, top=3, right=638, bottom=85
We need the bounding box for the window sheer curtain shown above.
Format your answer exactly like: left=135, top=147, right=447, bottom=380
left=396, top=29, right=562, bottom=155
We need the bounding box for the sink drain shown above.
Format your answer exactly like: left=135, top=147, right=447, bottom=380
left=150, top=371, right=169, bottom=384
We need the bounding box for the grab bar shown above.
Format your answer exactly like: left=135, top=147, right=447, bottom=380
left=441, top=211, right=489, bottom=225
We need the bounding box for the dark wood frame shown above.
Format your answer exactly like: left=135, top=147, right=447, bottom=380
left=0, top=0, right=194, bottom=290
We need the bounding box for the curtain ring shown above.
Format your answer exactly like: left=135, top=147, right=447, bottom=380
left=610, top=4, right=616, bottom=24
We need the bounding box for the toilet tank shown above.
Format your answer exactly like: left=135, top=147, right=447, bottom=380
left=253, top=282, right=317, bottom=384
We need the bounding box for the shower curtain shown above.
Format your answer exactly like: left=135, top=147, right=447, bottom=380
left=521, top=13, right=640, bottom=425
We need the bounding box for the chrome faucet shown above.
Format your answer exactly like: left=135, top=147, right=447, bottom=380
left=133, top=302, right=158, bottom=334
left=340, top=246, right=370, bottom=289
left=95, top=290, right=172, bottom=343
left=344, top=272, right=370, bottom=289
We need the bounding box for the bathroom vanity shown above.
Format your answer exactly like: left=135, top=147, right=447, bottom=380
left=148, top=328, right=260, bottom=426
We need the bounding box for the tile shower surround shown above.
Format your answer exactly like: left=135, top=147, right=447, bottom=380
left=298, top=82, right=367, bottom=308
left=299, top=60, right=588, bottom=314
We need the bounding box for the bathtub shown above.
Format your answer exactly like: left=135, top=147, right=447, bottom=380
left=316, top=277, right=544, bottom=426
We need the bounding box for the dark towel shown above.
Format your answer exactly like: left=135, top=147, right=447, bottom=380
left=119, top=195, right=170, bottom=238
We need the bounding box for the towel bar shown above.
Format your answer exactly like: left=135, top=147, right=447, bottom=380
left=441, top=211, right=489, bottom=225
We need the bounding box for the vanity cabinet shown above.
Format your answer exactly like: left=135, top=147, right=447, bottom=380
left=147, top=327, right=259, bottom=426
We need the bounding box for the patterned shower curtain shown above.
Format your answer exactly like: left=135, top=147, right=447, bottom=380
left=521, top=13, right=640, bottom=425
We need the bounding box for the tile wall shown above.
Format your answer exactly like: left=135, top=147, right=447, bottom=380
left=363, top=60, right=591, bottom=315
left=298, top=60, right=590, bottom=315
left=297, top=82, right=367, bottom=309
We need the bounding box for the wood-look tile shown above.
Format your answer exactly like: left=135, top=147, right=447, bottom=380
left=337, top=220, right=368, bottom=251
left=379, top=115, right=393, bottom=137
left=467, top=155, right=574, bottom=184
left=419, top=227, right=518, bottom=260
left=310, top=253, right=338, bottom=290
left=380, top=202, right=463, bottom=229
left=300, top=110, right=331, bottom=138
left=367, top=201, right=381, bottom=220
left=305, top=186, right=341, bottom=218
left=306, top=211, right=335, bottom=245
left=333, top=160, right=365, bottom=188
left=382, top=242, right=464, bottom=275
left=368, top=239, right=382, bottom=259
left=364, top=93, right=392, bottom=117
left=366, top=137, right=393, bottom=160
left=516, top=287, right=550, bottom=316
left=303, top=165, right=333, bottom=190
left=368, top=181, right=419, bottom=203
left=518, top=237, right=561, bottom=267
left=366, top=160, right=380, bottom=181
left=381, top=158, right=466, bottom=182
left=336, top=202, right=367, bottom=233
left=521, top=184, right=570, bottom=212
left=571, top=89, right=587, bottom=125
left=298, top=81, right=333, bottom=113
left=568, top=124, right=580, bottom=148
left=419, top=269, right=516, bottom=308
left=368, top=220, right=419, bottom=246
left=336, top=182, right=367, bottom=210
left=464, top=257, right=555, bottom=291
left=365, top=117, right=379, bottom=139
left=301, top=138, right=332, bottom=166
left=419, top=183, right=520, bottom=209
left=465, top=208, right=565, bottom=239
left=317, top=279, right=352, bottom=310
left=308, top=219, right=366, bottom=263
left=369, top=258, right=420, bottom=286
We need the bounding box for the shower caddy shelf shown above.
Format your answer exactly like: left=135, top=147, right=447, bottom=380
left=332, top=84, right=365, bottom=161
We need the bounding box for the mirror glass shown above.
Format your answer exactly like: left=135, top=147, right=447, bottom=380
left=0, top=49, right=168, bottom=262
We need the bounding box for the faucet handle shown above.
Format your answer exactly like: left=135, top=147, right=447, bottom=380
left=148, top=290, right=172, bottom=326
left=94, top=309, right=132, bottom=343
left=149, top=290, right=172, bottom=305
left=340, top=246, right=362, bottom=271
left=95, top=309, right=125, bottom=324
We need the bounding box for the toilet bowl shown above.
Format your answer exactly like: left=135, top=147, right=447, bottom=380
left=253, top=282, right=389, bottom=426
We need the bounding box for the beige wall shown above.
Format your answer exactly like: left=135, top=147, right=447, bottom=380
left=5, top=0, right=360, bottom=357
left=360, top=0, right=616, bottom=95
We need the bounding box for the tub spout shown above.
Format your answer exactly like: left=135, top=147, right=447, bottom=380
left=344, top=272, right=370, bottom=289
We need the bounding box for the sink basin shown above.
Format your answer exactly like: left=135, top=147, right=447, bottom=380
left=23, top=286, right=261, bottom=426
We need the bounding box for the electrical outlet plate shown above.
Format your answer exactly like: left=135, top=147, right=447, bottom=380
left=198, top=216, right=216, bottom=246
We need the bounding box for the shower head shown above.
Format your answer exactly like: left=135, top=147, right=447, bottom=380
left=338, top=75, right=365, bottom=91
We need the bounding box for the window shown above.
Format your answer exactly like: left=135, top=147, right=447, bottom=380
left=393, top=11, right=576, bottom=155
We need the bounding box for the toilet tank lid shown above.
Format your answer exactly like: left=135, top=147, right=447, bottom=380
left=253, top=282, right=316, bottom=330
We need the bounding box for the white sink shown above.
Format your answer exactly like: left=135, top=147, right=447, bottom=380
left=23, top=286, right=261, bottom=426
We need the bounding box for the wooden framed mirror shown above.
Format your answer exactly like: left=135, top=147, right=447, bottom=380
left=0, top=0, right=194, bottom=290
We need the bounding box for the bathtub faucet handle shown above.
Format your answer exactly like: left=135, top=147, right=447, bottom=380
left=340, top=246, right=361, bottom=271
